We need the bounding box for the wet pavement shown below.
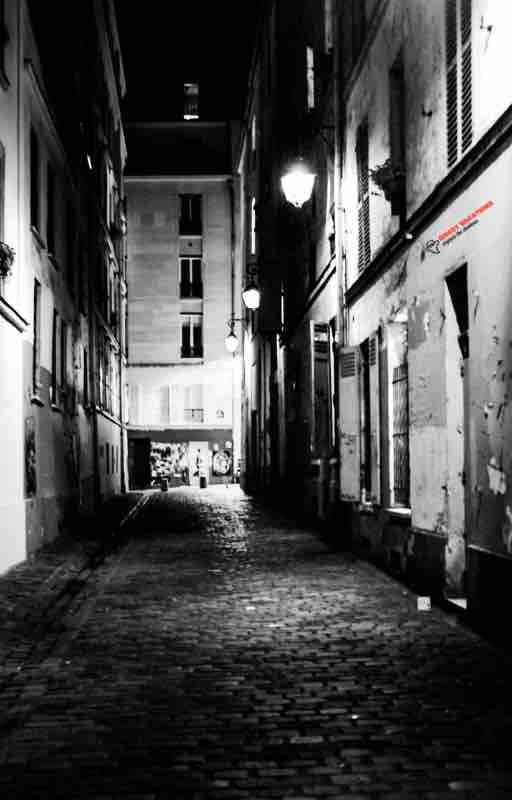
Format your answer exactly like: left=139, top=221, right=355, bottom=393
left=0, top=486, right=512, bottom=799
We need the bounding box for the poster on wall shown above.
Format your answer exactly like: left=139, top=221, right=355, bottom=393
left=25, top=416, right=37, bottom=497
left=150, top=442, right=189, bottom=486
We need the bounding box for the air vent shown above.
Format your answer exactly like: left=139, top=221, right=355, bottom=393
left=341, top=350, right=356, bottom=378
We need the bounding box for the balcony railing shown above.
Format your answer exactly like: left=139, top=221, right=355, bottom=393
left=181, top=346, right=203, bottom=359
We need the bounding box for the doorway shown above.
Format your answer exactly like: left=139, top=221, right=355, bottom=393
left=444, top=265, right=469, bottom=602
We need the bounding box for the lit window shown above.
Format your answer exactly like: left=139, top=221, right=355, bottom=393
left=250, top=197, right=256, bottom=255
left=184, top=83, right=199, bottom=120
left=306, top=46, right=315, bottom=110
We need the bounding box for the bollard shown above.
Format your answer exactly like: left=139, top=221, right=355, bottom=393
left=160, top=477, right=168, bottom=492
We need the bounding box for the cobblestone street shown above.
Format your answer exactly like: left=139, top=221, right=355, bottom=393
left=0, top=487, right=511, bottom=799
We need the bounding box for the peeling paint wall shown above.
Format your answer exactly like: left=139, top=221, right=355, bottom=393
left=342, top=0, right=512, bottom=598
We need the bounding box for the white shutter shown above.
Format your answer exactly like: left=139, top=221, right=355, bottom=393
left=369, top=332, right=381, bottom=504
left=169, top=384, right=179, bottom=423
left=339, top=346, right=361, bottom=501
left=129, top=383, right=140, bottom=426
left=160, top=386, right=170, bottom=424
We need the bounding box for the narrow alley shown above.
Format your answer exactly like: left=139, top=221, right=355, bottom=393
left=0, top=488, right=511, bottom=799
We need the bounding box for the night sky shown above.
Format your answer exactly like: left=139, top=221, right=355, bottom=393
left=115, top=1, right=263, bottom=122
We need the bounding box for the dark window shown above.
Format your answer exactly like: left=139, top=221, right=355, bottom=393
left=66, top=205, right=75, bottom=292
left=389, top=56, right=406, bottom=221
left=32, top=280, right=41, bottom=393
left=181, top=314, right=203, bottom=358
left=51, top=309, right=58, bottom=403
left=360, top=339, right=372, bottom=497
left=46, top=163, right=55, bottom=254
left=0, top=0, right=9, bottom=88
left=180, top=257, right=203, bottom=298
left=392, top=362, right=410, bottom=507
left=313, top=322, right=331, bottom=456
left=446, top=263, right=469, bottom=358
left=179, top=194, right=202, bottom=235
left=60, top=322, right=67, bottom=394
left=106, top=442, right=110, bottom=475
left=83, top=346, right=89, bottom=407
left=30, top=130, right=40, bottom=231
left=356, top=121, right=371, bottom=273
left=352, top=0, right=367, bottom=63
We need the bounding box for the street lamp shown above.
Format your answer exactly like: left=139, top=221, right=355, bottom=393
left=280, top=157, right=316, bottom=208
left=225, top=320, right=240, bottom=353
left=242, top=277, right=261, bottom=310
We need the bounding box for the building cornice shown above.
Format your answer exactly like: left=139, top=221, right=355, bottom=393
left=125, top=175, right=232, bottom=183
left=0, top=296, right=29, bottom=332
left=346, top=101, right=512, bottom=307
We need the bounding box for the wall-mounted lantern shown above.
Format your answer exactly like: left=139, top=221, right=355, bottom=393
left=280, top=158, right=316, bottom=208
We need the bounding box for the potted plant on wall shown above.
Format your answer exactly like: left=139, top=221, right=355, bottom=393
left=0, top=241, right=15, bottom=282
left=370, top=158, right=406, bottom=217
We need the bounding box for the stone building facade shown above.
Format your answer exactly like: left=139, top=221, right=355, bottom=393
left=240, top=0, right=512, bottom=626
left=126, top=122, right=241, bottom=489
left=0, top=0, right=128, bottom=574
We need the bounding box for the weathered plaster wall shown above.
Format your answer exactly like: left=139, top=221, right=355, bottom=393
left=344, top=0, right=512, bottom=289
left=407, top=147, right=512, bottom=559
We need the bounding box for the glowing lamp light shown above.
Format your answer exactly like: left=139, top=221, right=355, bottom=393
left=225, top=328, right=239, bottom=353
left=242, top=282, right=261, bottom=310
left=280, top=159, right=316, bottom=208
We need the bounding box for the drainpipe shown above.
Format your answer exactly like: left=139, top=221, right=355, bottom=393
left=333, top=0, right=347, bottom=512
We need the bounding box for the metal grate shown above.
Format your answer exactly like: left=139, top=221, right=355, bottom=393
left=392, top=362, right=410, bottom=506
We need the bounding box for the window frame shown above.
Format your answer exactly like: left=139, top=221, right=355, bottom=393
left=179, top=256, right=203, bottom=298
left=30, top=129, right=40, bottom=233
left=180, top=313, right=203, bottom=359
left=179, top=194, right=202, bottom=235
left=32, top=280, right=42, bottom=395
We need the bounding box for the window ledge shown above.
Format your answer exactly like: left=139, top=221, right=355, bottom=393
left=386, top=507, right=412, bottom=519
left=30, top=393, right=45, bottom=407
left=51, top=403, right=62, bottom=414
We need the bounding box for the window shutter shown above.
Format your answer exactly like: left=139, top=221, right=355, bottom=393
left=160, top=385, right=170, bottom=424
left=356, top=122, right=370, bottom=273
left=460, top=0, right=472, bottom=154
left=446, top=0, right=472, bottom=168
left=169, top=384, right=179, bottom=423
left=129, top=383, right=140, bottom=425
left=446, top=0, right=458, bottom=168
left=339, top=346, right=361, bottom=501
left=369, top=332, right=381, bottom=504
